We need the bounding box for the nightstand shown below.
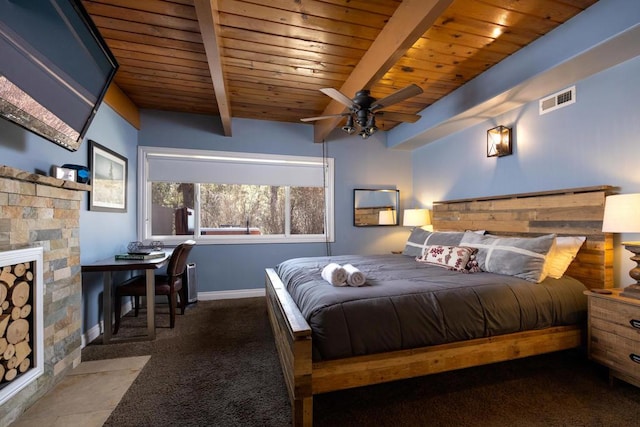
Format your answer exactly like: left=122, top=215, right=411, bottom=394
left=584, top=289, right=640, bottom=388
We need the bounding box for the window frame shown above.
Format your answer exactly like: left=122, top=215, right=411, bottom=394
left=137, top=146, right=335, bottom=245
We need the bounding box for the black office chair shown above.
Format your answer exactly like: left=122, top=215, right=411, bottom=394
left=114, top=240, right=195, bottom=334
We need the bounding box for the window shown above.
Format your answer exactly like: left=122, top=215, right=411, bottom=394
left=138, top=147, right=334, bottom=244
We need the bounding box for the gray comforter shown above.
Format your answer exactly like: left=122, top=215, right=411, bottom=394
left=276, top=254, right=588, bottom=361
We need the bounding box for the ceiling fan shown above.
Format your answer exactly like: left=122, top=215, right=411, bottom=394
left=301, top=83, right=423, bottom=139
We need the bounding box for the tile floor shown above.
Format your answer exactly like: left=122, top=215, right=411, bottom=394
left=10, top=355, right=149, bottom=427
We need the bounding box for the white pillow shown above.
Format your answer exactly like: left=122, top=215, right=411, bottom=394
left=545, top=236, right=586, bottom=279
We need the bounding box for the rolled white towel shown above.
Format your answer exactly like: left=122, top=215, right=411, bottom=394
left=343, top=264, right=366, bottom=287
left=321, top=263, right=347, bottom=286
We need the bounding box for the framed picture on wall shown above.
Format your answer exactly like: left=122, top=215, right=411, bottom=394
left=89, top=140, right=127, bottom=212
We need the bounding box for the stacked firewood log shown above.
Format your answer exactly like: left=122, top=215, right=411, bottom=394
left=0, top=262, right=33, bottom=383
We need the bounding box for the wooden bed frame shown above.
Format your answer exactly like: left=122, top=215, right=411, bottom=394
left=265, top=186, right=615, bottom=426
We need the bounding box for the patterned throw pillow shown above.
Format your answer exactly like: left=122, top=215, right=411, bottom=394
left=416, top=245, right=477, bottom=272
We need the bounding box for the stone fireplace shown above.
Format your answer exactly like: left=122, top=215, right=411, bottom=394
left=0, top=246, right=44, bottom=407
left=0, top=165, right=89, bottom=425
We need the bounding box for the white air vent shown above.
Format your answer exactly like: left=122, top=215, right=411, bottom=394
left=539, top=86, right=576, bottom=115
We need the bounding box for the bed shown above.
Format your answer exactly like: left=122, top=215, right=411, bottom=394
left=265, top=186, right=615, bottom=426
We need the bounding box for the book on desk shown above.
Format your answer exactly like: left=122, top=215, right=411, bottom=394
left=115, top=251, right=166, bottom=260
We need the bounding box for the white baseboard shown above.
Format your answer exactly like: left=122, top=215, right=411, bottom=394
left=81, top=299, right=133, bottom=349
left=82, top=322, right=103, bottom=348
left=81, top=290, right=264, bottom=348
left=197, top=288, right=265, bottom=300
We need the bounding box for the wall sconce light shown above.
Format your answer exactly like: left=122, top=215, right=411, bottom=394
left=602, top=193, right=640, bottom=299
left=487, top=125, right=512, bottom=157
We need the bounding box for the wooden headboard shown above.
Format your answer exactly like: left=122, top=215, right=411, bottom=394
left=432, top=186, right=616, bottom=289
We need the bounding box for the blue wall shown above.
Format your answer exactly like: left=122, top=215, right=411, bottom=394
left=0, top=104, right=139, bottom=334
left=79, top=107, right=139, bottom=333
left=0, top=113, right=89, bottom=174
left=411, top=55, right=640, bottom=287
left=139, top=112, right=413, bottom=294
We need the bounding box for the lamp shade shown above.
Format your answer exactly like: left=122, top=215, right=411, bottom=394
left=602, top=193, right=640, bottom=233
left=378, top=210, right=396, bottom=225
left=403, top=209, right=431, bottom=227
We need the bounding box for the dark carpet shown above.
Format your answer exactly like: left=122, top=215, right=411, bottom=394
left=82, top=298, right=640, bottom=426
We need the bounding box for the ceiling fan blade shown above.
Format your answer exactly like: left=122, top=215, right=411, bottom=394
left=319, top=88, right=357, bottom=109
left=370, top=84, right=423, bottom=111
left=375, top=111, right=421, bottom=123
left=300, top=113, right=348, bottom=122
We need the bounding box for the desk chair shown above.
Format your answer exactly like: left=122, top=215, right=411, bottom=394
left=114, top=240, right=195, bottom=334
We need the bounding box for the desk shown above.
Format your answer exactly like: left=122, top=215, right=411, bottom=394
left=82, top=253, right=170, bottom=344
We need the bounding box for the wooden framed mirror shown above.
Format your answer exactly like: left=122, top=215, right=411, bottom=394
left=353, top=189, right=399, bottom=226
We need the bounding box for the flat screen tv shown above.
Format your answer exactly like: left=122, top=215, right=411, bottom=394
left=0, top=0, right=118, bottom=151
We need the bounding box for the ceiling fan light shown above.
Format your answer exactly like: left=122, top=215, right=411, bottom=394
left=342, top=115, right=356, bottom=134
left=309, top=84, right=423, bottom=140
left=365, top=116, right=378, bottom=135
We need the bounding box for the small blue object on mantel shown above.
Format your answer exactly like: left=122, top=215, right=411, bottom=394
left=61, top=164, right=90, bottom=183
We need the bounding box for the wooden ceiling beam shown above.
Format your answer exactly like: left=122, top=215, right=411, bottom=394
left=312, top=0, right=454, bottom=143
left=194, top=0, right=232, bottom=136
left=104, top=83, right=140, bottom=129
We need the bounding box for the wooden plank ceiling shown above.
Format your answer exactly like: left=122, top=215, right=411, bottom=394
left=82, top=0, right=598, bottom=142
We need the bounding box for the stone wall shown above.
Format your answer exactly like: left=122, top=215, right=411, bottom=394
left=0, top=165, right=89, bottom=425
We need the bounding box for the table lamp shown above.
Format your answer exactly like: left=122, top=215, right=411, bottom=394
left=378, top=210, right=397, bottom=225
left=403, top=209, right=431, bottom=229
left=602, top=193, right=640, bottom=299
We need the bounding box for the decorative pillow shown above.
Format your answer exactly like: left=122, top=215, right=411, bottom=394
left=427, top=231, right=468, bottom=246
left=545, top=236, right=586, bottom=279
left=462, top=254, right=482, bottom=273
left=460, top=232, right=556, bottom=283
left=403, top=230, right=468, bottom=256
left=402, top=228, right=432, bottom=256
left=416, top=245, right=476, bottom=272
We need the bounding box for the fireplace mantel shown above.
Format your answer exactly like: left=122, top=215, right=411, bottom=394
left=0, top=164, right=89, bottom=425
left=0, top=165, right=90, bottom=191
